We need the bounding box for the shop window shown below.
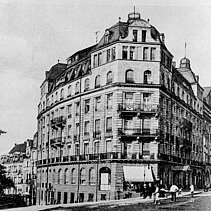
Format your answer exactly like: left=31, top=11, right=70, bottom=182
left=89, top=168, right=95, bottom=185
left=99, top=167, right=111, bottom=190
left=80, top=168, right=86, bottom=185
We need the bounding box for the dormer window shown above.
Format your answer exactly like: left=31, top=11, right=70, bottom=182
left=142, top=30, right=146, bottom=42
left=133, top=30, right=138, bottom=42
left=105, top=30, right=110, bottom=44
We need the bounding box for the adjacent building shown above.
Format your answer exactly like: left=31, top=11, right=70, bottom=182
left=36, top=11, right=211, bottom=205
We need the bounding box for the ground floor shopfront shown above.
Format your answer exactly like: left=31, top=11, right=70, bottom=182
left=36, top=159, right=205, bottom=205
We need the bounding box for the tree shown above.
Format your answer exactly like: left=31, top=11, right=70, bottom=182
left=0, top=164, right=14, bottom=196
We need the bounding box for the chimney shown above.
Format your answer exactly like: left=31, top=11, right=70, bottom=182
left=195, top=75, right=199, bottom=82
left=160, top=33, right=165, bottom=43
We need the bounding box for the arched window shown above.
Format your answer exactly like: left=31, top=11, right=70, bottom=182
left=125, top=69, right=134, bottom=83
left=182, top=91, right=185, bottom=101
left=58, top=169, right=62, bottom=184
left=89, top=168, right=95, bottom=185
left=75, top=82, right=80, bottom=94
left=60, top=89, right=64, bottom=100
left=84, top=78, right=90, bottom=91
left=80, top=168, right=86, bottom=185
left=107, top=71, right=113, bottom=85
left=64, top=168, right=68, bottom=184
left=99, top=167, right=111, bottom=190
left=143, top=70, right=152, bottom=84
left=71, top=168, right=76, bottom=184
left=95, top=75, right=101, bottom=88
left=68, top=85, right=72, bottom=97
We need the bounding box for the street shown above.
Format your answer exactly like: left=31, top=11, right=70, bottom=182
left=50, top=191, right=211, bottom=211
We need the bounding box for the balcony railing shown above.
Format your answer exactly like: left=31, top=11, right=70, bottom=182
left=50, top=137, right=64, bottom=147
left=93, top=131, right=101, bottom=139
left=179, top=117, right=192, bottom=130
left=51, top=116, right=66, bottom=128
left=118, top=128, right=158, bottom=137
left=118, top=103, right=158, bottom=113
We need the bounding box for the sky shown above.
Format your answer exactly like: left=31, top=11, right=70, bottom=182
left=0, top=0, right=211, bottom=155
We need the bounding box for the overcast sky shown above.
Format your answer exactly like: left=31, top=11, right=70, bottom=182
left=0, top=0, right=211, bottom=155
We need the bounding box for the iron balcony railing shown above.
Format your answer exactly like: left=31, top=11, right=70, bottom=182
left=50, top=116, right=66, bottom=128
left=118, top=128, right=158, bottom=136
left=118, top=103, right=158, bottom=113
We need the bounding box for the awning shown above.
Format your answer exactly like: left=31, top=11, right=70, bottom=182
left=123, top=165, right=154, bottom=182
left=171, top=165, right=191, bottom=171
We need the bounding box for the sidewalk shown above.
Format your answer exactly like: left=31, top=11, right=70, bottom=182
left=7, top=189, right=203, bottom=211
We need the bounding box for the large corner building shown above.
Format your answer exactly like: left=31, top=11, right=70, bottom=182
left=36, top=11, right=211, bottom=205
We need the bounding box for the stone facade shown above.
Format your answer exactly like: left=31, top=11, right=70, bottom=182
left=36, top=11, right=211, bottom=205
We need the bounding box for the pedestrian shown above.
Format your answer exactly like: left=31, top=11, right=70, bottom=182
left=190, top=184, right=194, bottom=202
left=170, top=184, right=179, bottom=202
left=148, top=183, right=153, bottom=199
left=143, top=183, right=147, bottom=198
left=154, top=184, right=160, bottom=205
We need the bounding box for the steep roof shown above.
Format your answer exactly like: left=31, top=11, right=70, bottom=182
left=9, top=142, right=26, bottom=154
left=203, top=86, right=211, bottom=98
left=45, top=63, right=67, bottom=82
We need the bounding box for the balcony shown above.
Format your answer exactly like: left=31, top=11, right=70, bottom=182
left=118, top=128, right=158, bottom=140
left=179, top=117, right=192, bottom=130
left=51, top=116, right=66, bottom=129
left=50, top=137, right=64, bottom=147
left=180, top=138, right=192, bottom=149
left=93, top=131, right=101, bottom=139
left=118, top=103, right=158, bottom=118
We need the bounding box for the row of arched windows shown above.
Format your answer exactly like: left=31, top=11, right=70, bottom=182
left=51, top=167, right=96, bottom=185
left=125, top=69, right=152, bottom=84
left=48, top=167, right=111, bottom=188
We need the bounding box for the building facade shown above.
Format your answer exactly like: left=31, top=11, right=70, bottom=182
left=0, top=139, right=36, bottom=205
left=36, top=11, right=210, bottom=205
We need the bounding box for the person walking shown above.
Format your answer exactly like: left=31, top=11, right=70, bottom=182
left=190, top=184, right=194, bottom=202
left=170, top=184, right=179, bottom=202
left=154, top=184, right=160, bottom=205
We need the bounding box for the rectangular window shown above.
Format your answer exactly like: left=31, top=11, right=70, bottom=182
left=106, top=117, right=112, bottom=132
left=98, top=52, right=102, bottom=65
left=122, top=46, right=128, bottom=59
left=106, top=140, right=112, bottom=153
left=68, top=104, right=72, bottom=118
left=85, top=99, right=90, bottom=114
left=93, top=54, right=97, bottom=67
left=143, top=47, right=148, bottom=60
left=76, top=123, right=80, bottom=136
left=143, top=118, right=151, bottom=134
left=95, top=119, right=100, bottom=133
left=125, top=92, right=133, bottom=109
left=84, top=143, right=89, bottom=155
left=143, top=142, right=150, bottom=156
left=95, top=97, right=101, bottom=111
left=130, top=46, right=135, bottom=60
left=68, top=125, right=72, bottom=138
left=111, top=47, right=116, bottom=61
left=107, top=49, right=111, bottom=62
left=94, top=141, right=99, bottom=154
left=75, top=144, right=79, bottom=155
left=84, top=121, right=90, bottom=135
left=107, top=94, right=113, bottom=109
left=150, top=48, right=156, bottom=60
left=75, top=102, right=80, bottom=116
left=142, top=30, right=147, bottom=42
left=133, top=30, right=138, bottom=42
